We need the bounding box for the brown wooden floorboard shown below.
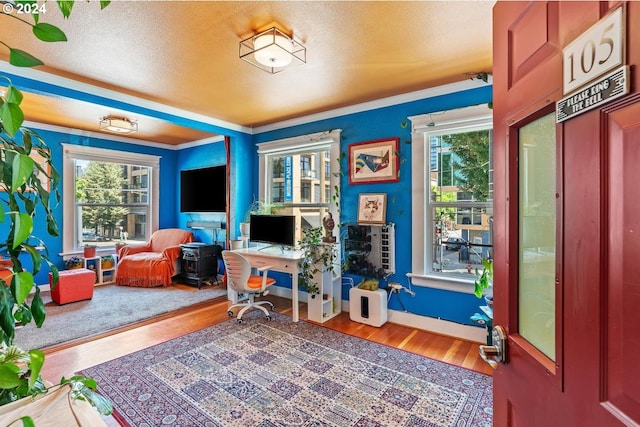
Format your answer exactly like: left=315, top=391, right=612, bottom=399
left=39, top=294, right=493, bottom=426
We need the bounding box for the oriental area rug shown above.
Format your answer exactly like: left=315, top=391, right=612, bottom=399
left=82, top=312, right=493, bottom=427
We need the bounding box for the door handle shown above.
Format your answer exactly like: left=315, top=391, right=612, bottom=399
left=479, top=325, right=507, bottom=369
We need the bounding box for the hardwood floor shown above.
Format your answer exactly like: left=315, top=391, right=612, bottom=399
left=40, top=294, right=493, bottom=425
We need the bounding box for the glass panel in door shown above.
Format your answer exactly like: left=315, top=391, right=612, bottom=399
left=518, top=112, right=556, bottom=360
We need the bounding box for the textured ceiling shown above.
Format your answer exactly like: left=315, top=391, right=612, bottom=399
left=0, top=1, right=494, bottom=146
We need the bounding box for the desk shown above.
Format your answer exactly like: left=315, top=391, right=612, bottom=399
left=228, top=247, right=304, bottom=322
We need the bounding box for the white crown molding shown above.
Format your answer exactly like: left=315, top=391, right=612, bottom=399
left=3, top=60, right=491, bottom=143
left=0, top=61, right=251, bottom=135
left=179, top=135, right=226, bottom=149
left=252, top=78, right=492, bottom=134
left=23, top=121, right=181, bottom=150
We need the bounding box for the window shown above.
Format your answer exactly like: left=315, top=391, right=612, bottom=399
left=257, top=130, right=341, bottom=243
left=62, top=144, right=160, bottom=255
left=409, top=105, right=493, bottom=290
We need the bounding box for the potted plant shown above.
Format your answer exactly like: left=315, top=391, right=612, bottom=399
left=297, top=226, right=338, bottom=297
left=83, top=244, right=97, bottom=258
left=240, top=199, right=282, bottom=237
left=101, top=256, right=114, bottom=270
left=0, top=2, right=113, bottom=423
left=473, top=258, right=493, bottom=306
left=65, top=256, right=83, bottom=270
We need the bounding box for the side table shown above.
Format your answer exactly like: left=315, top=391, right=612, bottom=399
left=82, top=254, right=118, bottom=285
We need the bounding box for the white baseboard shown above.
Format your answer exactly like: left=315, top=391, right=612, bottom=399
left=269, top=286, right=487, bottom=344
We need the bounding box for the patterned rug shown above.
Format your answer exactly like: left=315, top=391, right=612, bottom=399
left=81, top=312, right=493, bottom=427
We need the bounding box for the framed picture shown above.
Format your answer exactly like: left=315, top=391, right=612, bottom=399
left=348, top=138, right=399, bottom=184
left=357, top=193, right=387, bottom=224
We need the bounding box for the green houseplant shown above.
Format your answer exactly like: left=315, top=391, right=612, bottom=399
left=242, top=199, right=283, bottom=224
left=0, top=1, right=113, bottom=424
left=240, top=199, right=283, bottom=237
left=64, top=256, right=83, bottom=270
left=473, top=258, right=493, bottom=299
left=297, top=226, right=338, bottom=297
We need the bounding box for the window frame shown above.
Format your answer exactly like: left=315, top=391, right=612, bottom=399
left=257, top=129, right=341, bottom=221
left=409, top=105, right=493, bottom=292
left=62, top=144, right=160, bottom=256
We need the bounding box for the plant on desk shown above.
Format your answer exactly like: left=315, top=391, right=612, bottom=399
left=298, top=227, right=338, bottom=297
left=240, top=199, right=283, bottom=237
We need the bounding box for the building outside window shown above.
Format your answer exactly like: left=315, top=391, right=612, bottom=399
left=62, top=144, right=160, bottom=255
left=410, top=105, right=493, bottom=288
left=257, top=130, right=341, bottom=244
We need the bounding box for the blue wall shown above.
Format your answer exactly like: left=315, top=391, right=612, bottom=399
left=0, top=127, right=180, bottom=284
left=252, top=85, right=493, bottom=326
left=5, top=69, right=491, bottom=327
left=175, top=131, right=256, bottom=244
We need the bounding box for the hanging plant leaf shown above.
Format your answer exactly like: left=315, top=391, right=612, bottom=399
left=32, top=22, right=67, bottom=42
left=5, top=85, right=23, bottom=105
left=0, top=363, right=22, bottom=389
left=11, top=154, right=35, bottom=191
left=30, top=289, right=46, bottom=328
left=56, top=0, right=74, bottom=18
left=27, top=349, right=45, bottom=389
left=13, top=271, right=34, bottom=305
left=11, top=213, right=34, bottom=250
left=0, top=102, right=24, bottom=138
left=8, top=48, right=44, bottom=68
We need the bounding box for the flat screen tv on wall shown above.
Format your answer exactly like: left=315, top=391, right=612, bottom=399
left=180, top=165, right=227, bottom=213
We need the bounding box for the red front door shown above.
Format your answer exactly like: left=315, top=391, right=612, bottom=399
left=492, top=2, right=640, bottom=426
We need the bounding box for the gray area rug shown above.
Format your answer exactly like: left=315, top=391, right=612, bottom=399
left=14, top=282, right=227, bottom=350
left=83, top=311, right=493, bottom=426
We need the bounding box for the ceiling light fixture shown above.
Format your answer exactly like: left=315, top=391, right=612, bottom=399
left=99, top=115, right=138, bottom=134
left=239, top=26, right=306, bottom=74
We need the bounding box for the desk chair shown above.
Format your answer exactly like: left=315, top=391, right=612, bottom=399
left=222, top=250, right=275, bottom=323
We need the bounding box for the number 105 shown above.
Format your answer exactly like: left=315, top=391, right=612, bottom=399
left=563, top=6, right=624, bottom=95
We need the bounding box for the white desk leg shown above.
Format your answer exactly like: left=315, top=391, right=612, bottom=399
left=291, top=272, right=299, bottom=322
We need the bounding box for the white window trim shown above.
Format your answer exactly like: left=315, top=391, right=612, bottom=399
left=257, top=129, right=341, bottom=214
left=409, top=105, right=492, bottom=293
left=61, top=143, right=160, bottom=256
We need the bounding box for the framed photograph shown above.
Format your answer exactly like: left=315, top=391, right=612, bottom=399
left=348, top=138, right=399, bottom=184
left=357, top=193, right=387, bottom=224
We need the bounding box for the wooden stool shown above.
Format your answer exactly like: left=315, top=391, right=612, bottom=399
left=50, top=268, right=96, bottom=305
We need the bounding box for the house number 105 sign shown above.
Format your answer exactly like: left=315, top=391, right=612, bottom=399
left=562, top=6, right=624, bottom=95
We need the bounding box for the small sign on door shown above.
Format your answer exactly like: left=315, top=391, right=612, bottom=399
left=556, top=66, right=629, bottom=123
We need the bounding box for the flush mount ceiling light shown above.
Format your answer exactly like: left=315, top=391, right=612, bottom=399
left=239, top=26, right=306, bottom=74
left=99, top=115, right=138, bottom=134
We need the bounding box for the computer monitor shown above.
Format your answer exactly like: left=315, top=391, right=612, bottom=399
left=249, top=215, right=296, bottom=249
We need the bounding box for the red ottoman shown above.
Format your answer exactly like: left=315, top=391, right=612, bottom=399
left=50, top=268, right=96, bottom=305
